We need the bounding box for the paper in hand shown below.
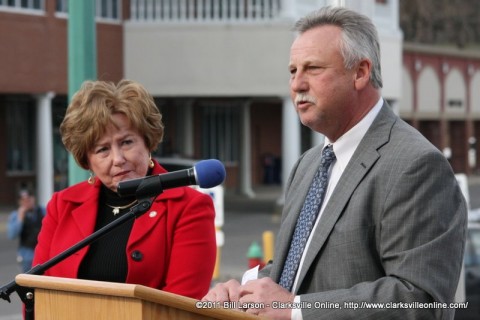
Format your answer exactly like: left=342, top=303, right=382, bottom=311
left=241, top=265, right=259, bottom=285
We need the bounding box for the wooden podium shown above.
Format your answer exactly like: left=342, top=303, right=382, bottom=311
left=15, top=274, right=263, bottom=320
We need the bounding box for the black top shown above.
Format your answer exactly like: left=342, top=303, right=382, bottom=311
left=77, top=185, right=137, bottom=283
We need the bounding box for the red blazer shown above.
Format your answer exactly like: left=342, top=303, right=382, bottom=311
left=33, top=162, right=217, bottom=299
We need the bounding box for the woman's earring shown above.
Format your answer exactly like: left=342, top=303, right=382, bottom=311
left=149, top=155, right=154, bottom=168
left=88, top=171, right=96, bottom=185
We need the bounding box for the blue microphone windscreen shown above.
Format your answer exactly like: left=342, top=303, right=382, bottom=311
left=195, top=159, right=226, bottom=188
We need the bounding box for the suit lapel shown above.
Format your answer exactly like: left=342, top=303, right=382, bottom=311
left=127, top=188, right=184, bottom=246
left=68, top=183, right=100, bottom=239
left=293, top=104, right=397, bottom=292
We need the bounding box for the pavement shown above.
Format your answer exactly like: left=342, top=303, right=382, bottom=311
left=217, top=185, right=283, bottom=282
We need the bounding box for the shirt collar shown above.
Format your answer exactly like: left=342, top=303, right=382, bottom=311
left=324, top=97, right=384, bottom=172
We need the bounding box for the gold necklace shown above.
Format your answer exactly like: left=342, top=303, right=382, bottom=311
left=106, top=200, right=138, bottom=216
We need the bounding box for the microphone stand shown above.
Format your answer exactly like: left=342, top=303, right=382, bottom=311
left=0, top=196, right=154, bottom=320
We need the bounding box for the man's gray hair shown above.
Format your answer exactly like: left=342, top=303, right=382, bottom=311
left=293, top=6, right=383, bottom=89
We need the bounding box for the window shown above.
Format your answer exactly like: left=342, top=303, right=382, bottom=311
left=6, top=97, right=35, bottom=173
left=56, top=0, right=120, bottom=20
left=0, top=0, right=43, bottom=11
left=201, top=103, right=240, bottom=163
left=52, top=97, right=69, bottom=191
left=98, top=0, right=119, bottom=19
left=55, top=0, right=66, bottom=13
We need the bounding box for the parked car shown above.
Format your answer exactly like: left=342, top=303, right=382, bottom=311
left=155, top=156, right=198, bottom=172
left=455, top=221, right=480, bottom=320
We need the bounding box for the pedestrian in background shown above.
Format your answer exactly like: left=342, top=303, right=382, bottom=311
left=7, top=189, right=45, bottom=273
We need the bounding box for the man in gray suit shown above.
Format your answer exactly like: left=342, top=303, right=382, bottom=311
left=203, top=6, right=467, bottom=320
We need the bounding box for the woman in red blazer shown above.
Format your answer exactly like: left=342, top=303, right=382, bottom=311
left=33, top=80, right=217, bottom=300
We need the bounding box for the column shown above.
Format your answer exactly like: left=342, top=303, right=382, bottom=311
left=282, top=96, right=301, bottom=191
left=36, top=92, right=55, bottom=207
left=182, top=100, right=194, bottom=158
left=68, top=0, right=97, bottom=185
left=240, top=101, right=255, bottom=198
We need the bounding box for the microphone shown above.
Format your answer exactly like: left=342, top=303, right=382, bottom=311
left=116, top=159, right=226, bottom=198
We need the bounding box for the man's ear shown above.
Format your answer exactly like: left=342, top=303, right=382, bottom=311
left=354, top=59, right=372, bottom=90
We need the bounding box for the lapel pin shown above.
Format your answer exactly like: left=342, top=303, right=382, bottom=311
left=149, top=211, right=157, bottom=218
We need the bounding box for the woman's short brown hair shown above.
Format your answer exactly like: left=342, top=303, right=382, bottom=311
left=60, top=79, right=164, bottom=170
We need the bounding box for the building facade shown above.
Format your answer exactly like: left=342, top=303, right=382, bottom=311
left=0, top=0, right=417, bottom=207
left=401, top=43, right=480, bottom=175
left=0, top=0, right=124, bottom=206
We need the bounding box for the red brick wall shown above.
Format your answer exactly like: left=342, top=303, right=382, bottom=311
left=0, top=0, right=123, bottom=95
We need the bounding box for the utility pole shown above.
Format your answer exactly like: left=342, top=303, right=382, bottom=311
left=67, top=0, right=97, bottom=185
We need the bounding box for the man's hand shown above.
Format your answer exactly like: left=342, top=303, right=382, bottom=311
left=17, top=193, right=35, bottom=222
left=202, top=279, right=242, bottom=304
left=203, top=277, right=296, bottom=319
left=239, top=277, right=294, bottom=319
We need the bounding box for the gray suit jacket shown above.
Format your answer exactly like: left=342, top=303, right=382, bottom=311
left=260, top=104, right=467, bottom=319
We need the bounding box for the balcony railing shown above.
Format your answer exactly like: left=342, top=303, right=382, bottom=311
left=130, top=0, right=283, bottom=23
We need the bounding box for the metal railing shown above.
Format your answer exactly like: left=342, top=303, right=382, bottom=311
left=130, top=0, right=283, bottom=22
